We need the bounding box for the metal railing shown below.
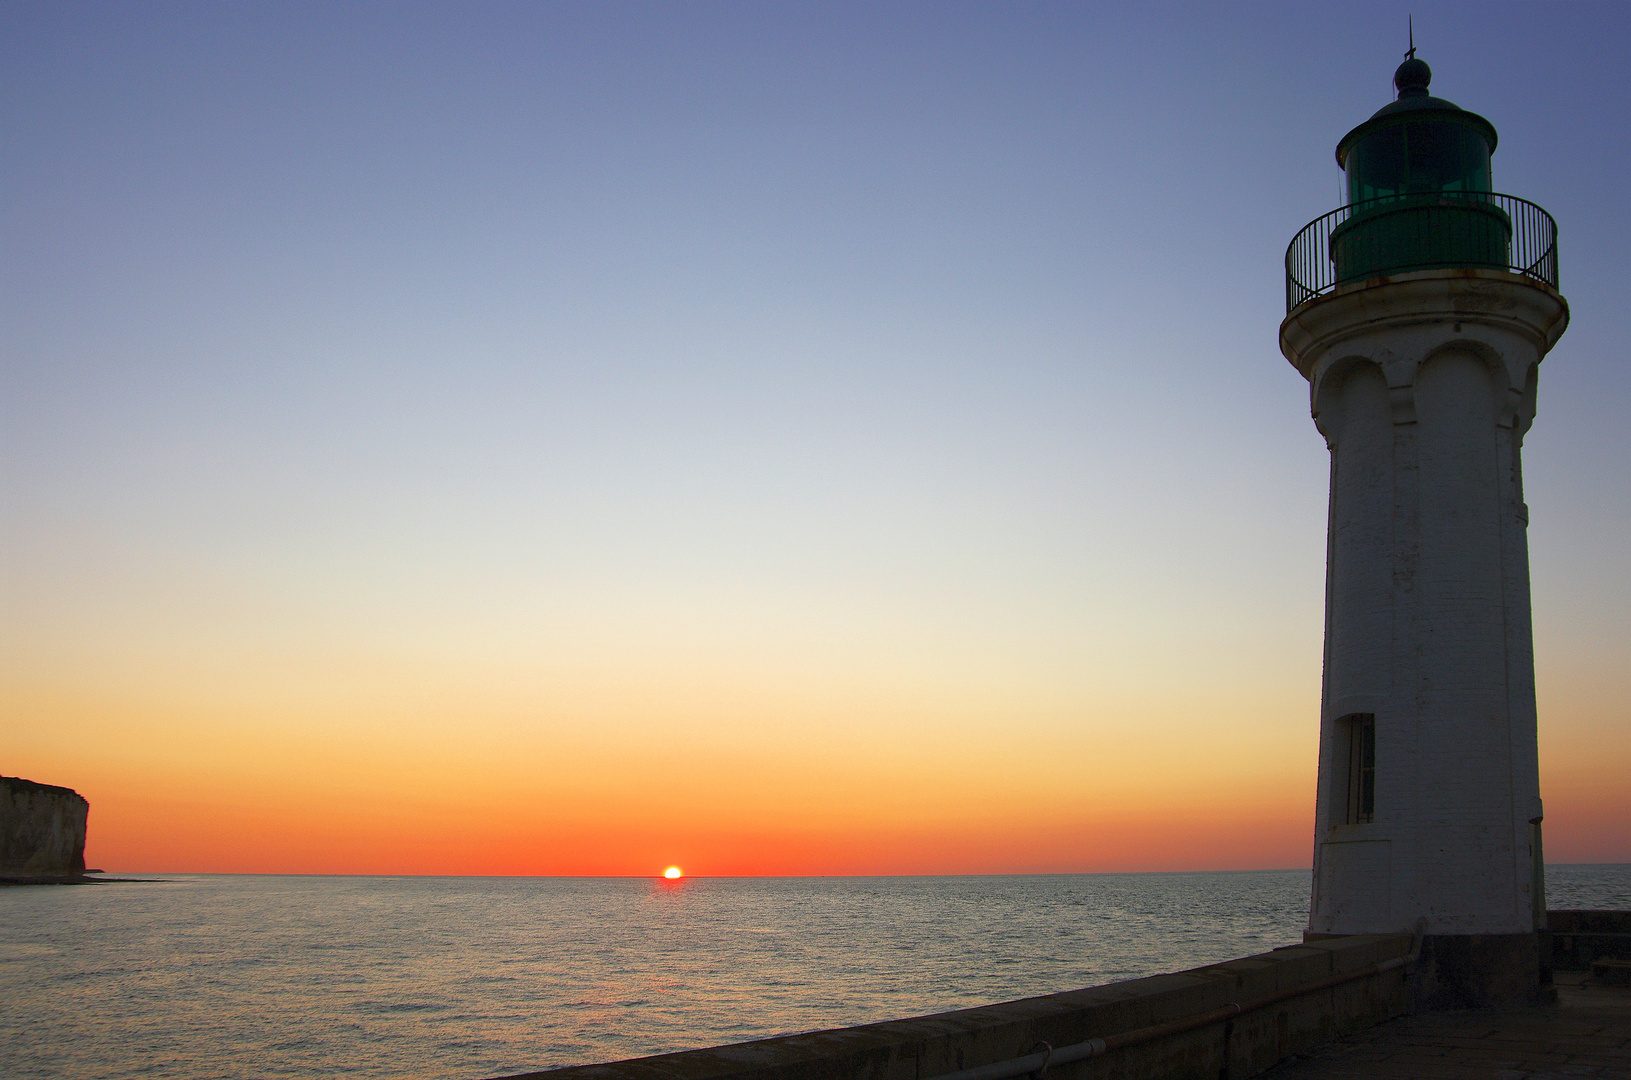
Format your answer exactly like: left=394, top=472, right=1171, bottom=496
left=1286, top=191, right=1557, bottom=312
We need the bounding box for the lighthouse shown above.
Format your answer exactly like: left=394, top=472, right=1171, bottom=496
left=1280, top=52, right=1568, bottom=1004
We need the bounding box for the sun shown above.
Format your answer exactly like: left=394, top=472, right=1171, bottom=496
left=663, top=866, right=683, bottom=880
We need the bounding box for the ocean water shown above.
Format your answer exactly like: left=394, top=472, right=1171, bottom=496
left=2, top=865, right=1626, bottom=1080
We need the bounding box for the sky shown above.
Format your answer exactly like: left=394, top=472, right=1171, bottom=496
left=3, top=1, right=1628, bottom=876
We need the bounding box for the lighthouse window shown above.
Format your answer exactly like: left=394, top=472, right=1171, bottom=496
left=1342, top=714, right=1376, bottom=825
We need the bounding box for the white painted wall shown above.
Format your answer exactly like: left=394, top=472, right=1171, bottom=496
left=1280, top=270, right=1567, bottom=936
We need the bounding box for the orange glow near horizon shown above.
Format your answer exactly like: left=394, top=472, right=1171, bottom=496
left=8, top=660, right=1627, bottom=876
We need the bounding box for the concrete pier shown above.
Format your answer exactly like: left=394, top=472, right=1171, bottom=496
left=1263, top=970, right=1631, bottom=1078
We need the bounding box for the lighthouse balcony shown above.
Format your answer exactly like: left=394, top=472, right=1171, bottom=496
left=1285, top=191, right=1557, bottom=312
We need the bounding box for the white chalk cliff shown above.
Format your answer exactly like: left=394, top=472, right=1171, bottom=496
left=1, top=776, right=89, bottom=877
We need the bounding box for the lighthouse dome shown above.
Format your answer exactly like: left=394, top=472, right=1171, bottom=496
left=1336, top=56, right=1498, bottom=204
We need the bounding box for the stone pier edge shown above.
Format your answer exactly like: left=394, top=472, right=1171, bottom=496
left=494, top=933, right=1413, bottom=1080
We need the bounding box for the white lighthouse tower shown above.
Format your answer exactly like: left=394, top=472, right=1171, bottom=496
left=1280, top=52, right=1568, bottom=1005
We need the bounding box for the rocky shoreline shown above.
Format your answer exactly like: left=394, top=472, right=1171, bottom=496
left=0, top=872, right=159, bottom=886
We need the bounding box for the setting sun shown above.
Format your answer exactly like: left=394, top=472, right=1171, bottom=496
left=663, top=866, right=683, bottom=880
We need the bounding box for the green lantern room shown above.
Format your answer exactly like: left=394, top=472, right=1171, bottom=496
left=1329, top=56, right=1508, bottom=284
left=1338, top=57, right=1496, bottom=203
left=1284, top=53, right=1559, bottom=312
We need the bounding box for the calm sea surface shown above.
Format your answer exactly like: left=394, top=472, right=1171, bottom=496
left=3, top=866, right=1627, bottom=1080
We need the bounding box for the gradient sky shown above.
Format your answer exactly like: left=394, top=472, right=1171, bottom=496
left=4, top=2, right=1628, bottom=876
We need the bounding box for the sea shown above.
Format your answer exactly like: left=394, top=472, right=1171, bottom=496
left=3, top=865, right=1627, bottom=1080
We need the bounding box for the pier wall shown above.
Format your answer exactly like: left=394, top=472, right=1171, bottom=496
left=1550, top=909, right=1631, bottom=971
left=500, top=934, right=1412, bottom=1080
left=1, top=776, right=89, bottom=878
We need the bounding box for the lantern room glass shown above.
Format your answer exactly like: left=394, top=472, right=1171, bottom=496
left=1345, top=119, right=1493, bottom=204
